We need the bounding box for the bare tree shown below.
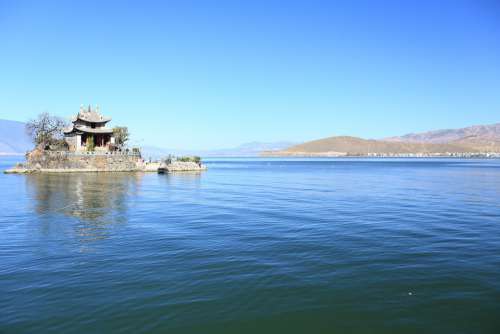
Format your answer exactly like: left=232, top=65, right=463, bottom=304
left=26, top=112, right=67, bottom=149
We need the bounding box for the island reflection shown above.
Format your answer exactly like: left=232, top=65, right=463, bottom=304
left=26, top=173, right=143, bottom=243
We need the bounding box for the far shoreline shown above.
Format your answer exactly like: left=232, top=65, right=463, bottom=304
left=2, top=154, right=500, bottom=160
left=261, top=152, right=500, bottom=159
left=0, top=153, right=24, bottom=156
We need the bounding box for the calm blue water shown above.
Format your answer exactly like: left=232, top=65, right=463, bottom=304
left=1, top=156, right=500, bottom=333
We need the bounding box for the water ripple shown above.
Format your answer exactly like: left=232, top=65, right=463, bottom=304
left=1, top=158, right=500, bottom=333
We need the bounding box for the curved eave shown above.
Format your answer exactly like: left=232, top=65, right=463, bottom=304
left=76, top=116, right=112, bottom=123
left=65, top=126, right=114, bottom=134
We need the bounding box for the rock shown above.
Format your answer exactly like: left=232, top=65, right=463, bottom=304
left=160, top=161, right=207, bottom=172
left=139, top=161, right=161, bottom=172
left=4, top=167, right=31, bottom=174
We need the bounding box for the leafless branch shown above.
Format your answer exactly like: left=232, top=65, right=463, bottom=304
left=26, top=112, right=67, bottom=148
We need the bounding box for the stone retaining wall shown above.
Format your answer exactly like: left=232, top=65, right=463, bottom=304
left=25, top=151, right=141, bottom=172
left=161, top=161, right=207, bottom=172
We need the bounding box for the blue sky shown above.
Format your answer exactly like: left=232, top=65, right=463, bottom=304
left=1, top=0, right=499, bottom=149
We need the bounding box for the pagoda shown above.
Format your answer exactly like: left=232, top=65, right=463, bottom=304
left=64, top=105, right=115, bottom=152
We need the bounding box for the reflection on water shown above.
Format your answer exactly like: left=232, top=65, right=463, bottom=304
left=162, top=171, right=203, bottom=187
left=26, top=173, right=143, bottom=243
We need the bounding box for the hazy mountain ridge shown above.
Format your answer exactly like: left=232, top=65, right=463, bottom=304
left=385, top=123, right=500, bottom=144
left=142, top=141, right=296, bottom=158
left=0, top=119, right=32, bottom=155
left=266, top=123, right=500, bottom=156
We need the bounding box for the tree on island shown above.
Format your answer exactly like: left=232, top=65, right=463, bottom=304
left=177, top=156, right=202, bottom=164
left=112, top=126, right=129, bottom=149
left=26, top=112, right=67, bottom=150
left=86, top=134, right=95, bottom=152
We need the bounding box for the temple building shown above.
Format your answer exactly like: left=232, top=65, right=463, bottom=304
left=64, top=105, right=115, bottom=152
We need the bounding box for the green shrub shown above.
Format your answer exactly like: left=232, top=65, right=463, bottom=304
left=49, top=139, right=69, bottom=151
left=87, top=135, right=95, bottom=152
left=177, top=156, right=201, bottom=163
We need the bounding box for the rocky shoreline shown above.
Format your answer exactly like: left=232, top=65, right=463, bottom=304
left=4, top=162, right=207, bottom=174
left=158, top=161, right=207, bottom=172
left=4, top=151, right=207, bottom=174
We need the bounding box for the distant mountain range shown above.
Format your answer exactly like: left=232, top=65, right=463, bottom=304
left=0, top=119, right=32, bottom=155
left=384, top=123, right=500, bottom=144
left=3, top=118, right=500, bottom=157
left=265, top=123, right=500, bottom=156
left=142, top=141, right=296, bottom=158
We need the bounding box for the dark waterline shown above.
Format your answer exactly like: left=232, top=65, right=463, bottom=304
left=1, top=157, right=500, bottom=333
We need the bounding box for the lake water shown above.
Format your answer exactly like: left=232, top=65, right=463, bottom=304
left=1, top=157, right=500, bottom=333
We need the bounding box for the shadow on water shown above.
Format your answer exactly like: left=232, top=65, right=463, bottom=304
left=25, top=173, right=143, bottom=243
left=161, top=171, right=204, bottom=187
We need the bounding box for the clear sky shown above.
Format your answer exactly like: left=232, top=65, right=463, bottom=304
left=1, top=0, right=499, bottom=149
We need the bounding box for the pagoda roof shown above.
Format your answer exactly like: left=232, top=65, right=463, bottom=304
left=71, top=106, right=111, bottom=123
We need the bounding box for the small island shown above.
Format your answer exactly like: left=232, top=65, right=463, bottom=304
left=5, top=106, right=207, bottom=174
